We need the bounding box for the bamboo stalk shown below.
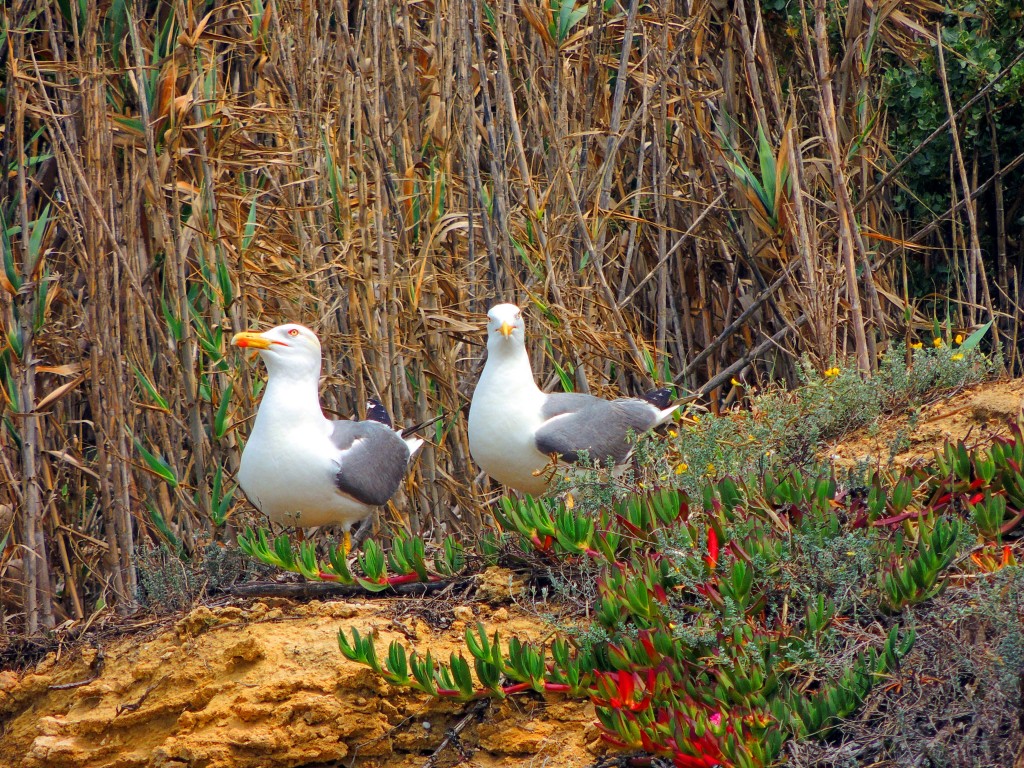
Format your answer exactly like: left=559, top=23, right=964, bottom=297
left=13, top=46, right=49, bottom=634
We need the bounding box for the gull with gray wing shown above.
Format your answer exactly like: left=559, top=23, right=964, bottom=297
left=232, top=323, right=423, bottom=550
left=468, top=303, right=678, bottom=495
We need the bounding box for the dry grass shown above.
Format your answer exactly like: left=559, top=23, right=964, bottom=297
left=0, top=0, right=1020, bottom=635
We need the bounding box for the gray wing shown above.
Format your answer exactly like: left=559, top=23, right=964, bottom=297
left=329, top=420, right=410, bottom=506
left=534, top=393, right=660, bottom=464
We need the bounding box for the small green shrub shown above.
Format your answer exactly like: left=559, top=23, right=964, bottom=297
left=666, top=337, right=993, bottom=501
left=136, top=541, right=260, bottom=612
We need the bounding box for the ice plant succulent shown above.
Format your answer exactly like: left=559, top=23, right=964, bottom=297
left=238, top=527, right=465, bottom=590
left=336, top=482, right=922, bottom=767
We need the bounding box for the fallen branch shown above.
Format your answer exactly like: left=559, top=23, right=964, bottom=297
left=697, top=315, right=808, bottom=397
left=224, top=579, right=459, bottom=600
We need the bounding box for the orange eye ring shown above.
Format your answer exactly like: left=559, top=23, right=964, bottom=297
left=287, top=328, right=299, bottom=337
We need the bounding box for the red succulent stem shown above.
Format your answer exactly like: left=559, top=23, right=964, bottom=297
left=530, top=534, right=554, bottom=551
left=497, top=681, right=572, bottom=696
left=598, top=732, right=631, bottom=748
left=1000, top=509, right=1024, bottom=534
left=384, top=573, right=441, bottom=586
left=872, top=508, right=928, bottom=526
left=502, top=682, right=533, bottom=695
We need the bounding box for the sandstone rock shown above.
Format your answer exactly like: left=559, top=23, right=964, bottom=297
left=476, top=566, right=526, bottom=603
left=2, top=599, right=592, bottom=767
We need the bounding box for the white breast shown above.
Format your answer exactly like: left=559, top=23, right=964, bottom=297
left=468, top=356, right=551, bottom=496
left=238, top=416, right=368, bottom=528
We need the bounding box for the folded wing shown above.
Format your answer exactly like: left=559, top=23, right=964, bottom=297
left=329, top=420, right=412, bottom=506
left=534, top=393, right=665, bottom=464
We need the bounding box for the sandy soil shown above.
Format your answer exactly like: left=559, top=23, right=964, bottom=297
left=0, top=570, right=601, bottom=768
left=825, top=377, right=1024, bottom=471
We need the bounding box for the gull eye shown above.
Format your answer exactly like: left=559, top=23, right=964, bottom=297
left=287, top=328, right=300, bottom=337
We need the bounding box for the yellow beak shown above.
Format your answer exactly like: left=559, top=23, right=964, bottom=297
left=499, top=321, right=514, bottom=338
left=231, top=330, right=273, bottom=350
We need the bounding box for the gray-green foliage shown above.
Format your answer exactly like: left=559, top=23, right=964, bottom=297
left=135, top=542, right=265, bottom=613
left=664, top=341, right=993, bottom=502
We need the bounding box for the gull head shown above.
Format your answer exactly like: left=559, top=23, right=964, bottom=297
left=486, top=303, right=526, bottom=349
left=231, top=323, right=322, bottom=381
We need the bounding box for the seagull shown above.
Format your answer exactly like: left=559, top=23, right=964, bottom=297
left=467, top=303, right=679, bottom=496
left=231, top=323, right=423, bottom=551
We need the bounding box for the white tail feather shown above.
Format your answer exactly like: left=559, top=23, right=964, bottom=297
left=404, top=436, right=425, bottom=461
left=655, top=404, right=680, bottom=426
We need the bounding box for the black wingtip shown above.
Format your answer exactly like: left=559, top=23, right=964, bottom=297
left=364, top=398, right=393, bottom=428
left=641, top=386, right=674, bottom=410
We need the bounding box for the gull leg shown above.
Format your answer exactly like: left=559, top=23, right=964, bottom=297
left=351, top=513, right=376, bottom=551
left=530, top=453, right=561, bottom=485
left=341, top=528, right=352, bottom=558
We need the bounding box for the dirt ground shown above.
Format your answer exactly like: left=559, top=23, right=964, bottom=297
left=824, top=377, right=1024, bottom=471
left=0, top=569, right=602, bottom=768
left=3, top=378, right=1023, bottom=768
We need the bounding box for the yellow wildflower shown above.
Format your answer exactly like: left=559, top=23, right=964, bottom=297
left=565, top=493, right=575, bottom=509
left=955, top=334, right=964, bottom=345
left=674, top=463, right=688, bottom=475
left=933, top=337, right=942, bottom=348
left=952, top=353, right=964, bottom=361
left=824, top=367, right=840, bottom=378
left=706, top=463, right=716, bottom=475
left=910, top=342, right=923, bottom=350
left=731, top=377, right=741, bottom=387
left=668, top=429, right=678, bottom=438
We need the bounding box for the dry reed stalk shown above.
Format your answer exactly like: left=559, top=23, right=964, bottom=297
left=934, top=27, right=1000, bottom=353
left=987, top=103, right=1008, bottom=293
left=811, top=0, right=871, bottom=374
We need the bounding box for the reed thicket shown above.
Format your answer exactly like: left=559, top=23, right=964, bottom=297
left=1, top=0, right=1021, bottom=634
